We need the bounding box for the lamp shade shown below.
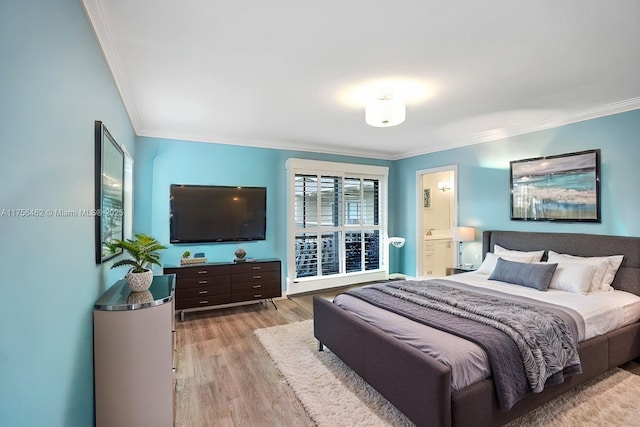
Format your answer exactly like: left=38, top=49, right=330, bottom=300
left=387, top=237, right=406, bottom=248
left=452, top=226, right=475, bottom=242
left=365, top=98, right=405, bottom=127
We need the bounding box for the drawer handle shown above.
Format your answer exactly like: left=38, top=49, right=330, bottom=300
left=253, top=275, right=262, bottom=279
left=199, top=300, right=209, bottom=304
left=198, top=280, right=208, bottom=284
left=252, top=285, right=262, bottom=289
left=197, top=271, right=208, bottom=275
left=198, top=290, right=208, bottom=295
left=252, top=266, right=262, bottom=270
left=253, top=294, right=262, bottom=298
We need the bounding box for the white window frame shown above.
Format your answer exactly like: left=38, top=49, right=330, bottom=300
left=285, top=158, right=389, bottom=295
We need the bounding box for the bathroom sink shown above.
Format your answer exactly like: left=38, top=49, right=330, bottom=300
left=423, top=235, right=451, bottom=241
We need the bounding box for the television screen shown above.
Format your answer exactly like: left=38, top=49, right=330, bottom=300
left=170, top=184, right=267, bottom=243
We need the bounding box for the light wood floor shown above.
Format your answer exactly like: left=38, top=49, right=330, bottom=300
left=173, top=286, right=356, bottom=427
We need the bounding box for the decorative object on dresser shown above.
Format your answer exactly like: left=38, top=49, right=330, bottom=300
left=179, top=257, right=207, bottom=265
left=234, top=246, right=247, bottom=262
left=164, top=259, right=281, bottom=321
left=180, top=250, right=207, bottom=265
left=105, top=233, right=167, bottom=291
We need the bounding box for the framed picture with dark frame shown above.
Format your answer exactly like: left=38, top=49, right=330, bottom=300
left=510, top=149, right=601, bottom=222
left=423, top=188, right=431, bottom=208
left=95, top=120, right=125, bottom=263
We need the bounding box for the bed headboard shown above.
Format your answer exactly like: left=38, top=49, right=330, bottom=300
left=482, top=230, right=640, bottom=296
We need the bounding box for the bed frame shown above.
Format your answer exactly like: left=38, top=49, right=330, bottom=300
left=314, top=230, right=640, bottom=427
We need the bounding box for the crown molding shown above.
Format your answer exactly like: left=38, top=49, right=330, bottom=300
left=136, top=128, right=394, bottom=161
left=393, top=98, right=640, bottom=160
left=81, top=0, right=142, bottom=133
left=138, top=97, right=640, bottom=161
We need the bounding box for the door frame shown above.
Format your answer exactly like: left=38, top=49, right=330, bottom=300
left=415, top=165, right=458, bottom=277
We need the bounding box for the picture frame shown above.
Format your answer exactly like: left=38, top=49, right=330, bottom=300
left=510, top=149, right=600, bottom=222
left=95, top=121, right=125, bottom=263
left=423, top=188, right=431, bottom=208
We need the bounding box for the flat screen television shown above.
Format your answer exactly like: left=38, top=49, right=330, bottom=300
left=170, top=184, right=267, bottom=243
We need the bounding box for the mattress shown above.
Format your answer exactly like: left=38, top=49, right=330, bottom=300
left=333, top=272, right=640, bottom=390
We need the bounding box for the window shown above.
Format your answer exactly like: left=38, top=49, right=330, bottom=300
left=286, top=159, right=388, bottom=293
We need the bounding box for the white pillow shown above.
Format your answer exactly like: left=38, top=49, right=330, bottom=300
left=547, top=251, right=624, bottom=292
left=494, top=244, right=545, bottom=262
left=548, top=262, right=598, bottom=295
left=476, top=252, right=538, bottom=275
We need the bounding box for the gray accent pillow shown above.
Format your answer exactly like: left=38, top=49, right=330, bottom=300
left=488, top=257, right=558, bottom=291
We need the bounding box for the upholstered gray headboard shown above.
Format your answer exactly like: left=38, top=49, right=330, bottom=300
left=482, top=230, right=640, bottom=296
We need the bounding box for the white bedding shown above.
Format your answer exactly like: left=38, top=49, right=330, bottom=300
left=459, top=272, right=640, bottom=340
left=332, top=272, right=640, bottom=390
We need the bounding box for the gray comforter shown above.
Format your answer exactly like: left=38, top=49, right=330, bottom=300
left=345, top=280, right=582, bottom=410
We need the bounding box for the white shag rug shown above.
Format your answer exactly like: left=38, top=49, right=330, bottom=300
left=255, top=319, right=640, bottom=427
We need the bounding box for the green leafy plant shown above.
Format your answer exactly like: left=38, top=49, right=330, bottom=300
left=105, top=234, right=167, bottom=273
left=182, top=250, right=191, bottom=259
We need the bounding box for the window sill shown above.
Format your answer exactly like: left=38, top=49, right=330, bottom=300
left=286, top=270, right=387, bottom=296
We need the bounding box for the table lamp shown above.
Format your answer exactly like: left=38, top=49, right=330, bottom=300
left=452, top=226, right=475, bottom=268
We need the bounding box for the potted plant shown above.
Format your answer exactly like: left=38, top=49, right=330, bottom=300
left=105, top=234, right=167, bottom=291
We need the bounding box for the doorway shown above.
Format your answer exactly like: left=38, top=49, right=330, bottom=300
left=415, top=165, right=457, bottom=277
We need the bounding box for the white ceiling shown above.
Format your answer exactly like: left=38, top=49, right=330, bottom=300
left=83, top=0, right=640, bottom=160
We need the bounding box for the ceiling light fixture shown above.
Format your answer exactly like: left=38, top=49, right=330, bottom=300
left=365, top=94, right=405, bottom=128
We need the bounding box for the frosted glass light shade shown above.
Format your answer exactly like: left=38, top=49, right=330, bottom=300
left=365, top=98, right=406, bottom=127
left=387, top=237, right=406, bottom=248
left=452, top=226, right=475, bottom=268
left=452, top=226, right=475, bottom=242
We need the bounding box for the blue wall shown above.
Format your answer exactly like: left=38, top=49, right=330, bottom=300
left=0, top=1, right=135, bottom=426
left=134, top=137, right=395, bottom=273
left=394, top=109, right=640, bottom=275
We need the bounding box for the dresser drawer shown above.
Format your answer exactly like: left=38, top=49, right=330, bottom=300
left=232, top=270, right=280, bottom=285
left=232, top=261, right=280, bottom=274
left=168, top=265, right=230, bottom=279
left=232, top=279, right=279, bottom=294
left=175, top=295, right=231, bottom=310
left=176, top=276, right=230, bottom=289
left=176, top=284, right=230, bottom=299
left=231, top=286, right=281, bottom=302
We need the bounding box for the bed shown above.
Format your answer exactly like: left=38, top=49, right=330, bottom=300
left=313, top=230, right=640, bottom=427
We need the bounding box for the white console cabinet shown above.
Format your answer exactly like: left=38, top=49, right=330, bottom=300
left=93, top=274, right=175, bottom=427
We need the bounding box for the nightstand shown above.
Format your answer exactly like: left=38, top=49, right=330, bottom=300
left=446, top=267, right=475, bottom=276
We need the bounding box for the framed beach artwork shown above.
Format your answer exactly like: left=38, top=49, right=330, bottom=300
left=510, top=149, right=601, bottom=222
left=95, top=120, right=125, bottom=263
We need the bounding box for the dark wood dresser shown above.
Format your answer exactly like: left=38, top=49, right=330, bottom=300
left=164, top=259, right=281, bottom=320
